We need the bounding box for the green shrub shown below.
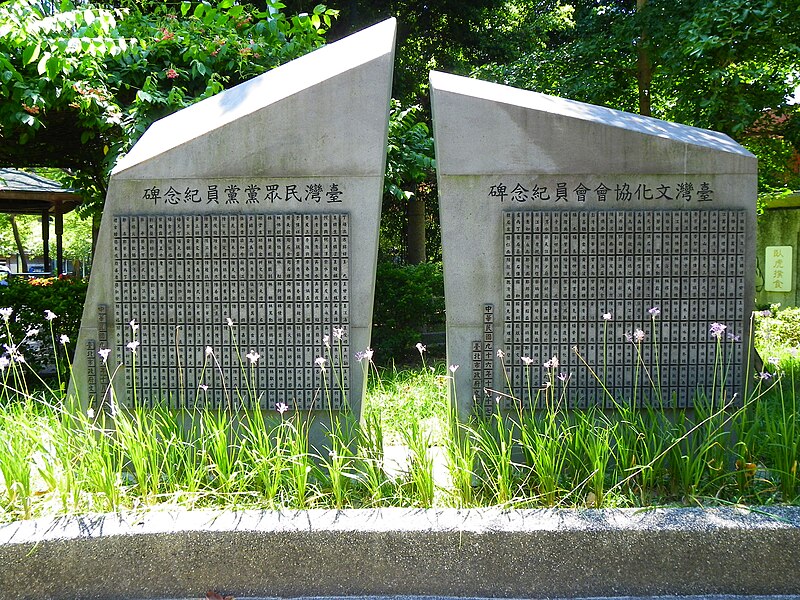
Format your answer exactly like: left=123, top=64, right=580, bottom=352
left=755, top=304, right=800, bottom=357
left=371, top=262, right=445, bottom=364
left=0, top=276, right=88, bottom=379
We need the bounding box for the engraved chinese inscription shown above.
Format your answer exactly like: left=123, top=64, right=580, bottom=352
left=502, top=210, right=746, bottom=409
left=113, top=213, right=350, bottom=410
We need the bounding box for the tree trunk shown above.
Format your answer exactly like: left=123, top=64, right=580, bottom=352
left=406, top=193, right=426, bottom=265
left=636, top=0, right=652, bottom=117
left=9, top=215, right=28, bottom=273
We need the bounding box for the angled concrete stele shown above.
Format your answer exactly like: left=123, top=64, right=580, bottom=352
left=430, top=71, right=757, bottom=416
left=73, top=20, right=396, bottom=422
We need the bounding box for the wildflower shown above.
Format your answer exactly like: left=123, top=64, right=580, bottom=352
left=758, top=309, right=772, bottom=317
left=87, top=408, right=95, bottom=419
left=315, top=356, right=327, bottom=370
left=558, top=372, right=570, bottom=383
left=44, top=309, right=57, bottom=321
left=758, top=371, right=773, bottom=381
left=129, top=319, right=139, bottom=332
left=332, top=326, right=345, bottom=340
left=205, top=345, right=213, bottom=355
left=624, top=331, right=633, bottom=343
left=543, top=356, right=559, bottom=369
left=26, top=328, right=39, bottom=338
left=166, top=68, right=178, bottom=79
left=521, top=356, right=534, bottom=366
left=496, top=348, right=506, bottom=359
left=98, top=348, right=111, bottom=364
left=633, top=329, right=645, bottom=342
left=709, top=323, right=727, bottom=339
left=355, top=348, right=374, bottom=362
left=602, top=312, right=612, bottom=321
left=323, top=334, right=330, bottom=348
left=648, top=306, right=660, bottom=317
left=768, top=356, right=781, bottom=366
left=276, top=402, right=288, bottom=414
left=727, top=332, right=741, bottom=342
left=415, top=342, right=426, bottom=355
left=0, top=356, right=9, bottom=371
left=226, top=317, right=234, bottom=327
left=245, top=350, right=260, bottom=365
left=0, top=307, right=12, bottom=322
left=127, top=340, right=139, bottom=352
left=59, top=334, right=70, bottom=345
left=449, top=364, right=459, bottom=373
left=199, top=384, right=209, bottom=391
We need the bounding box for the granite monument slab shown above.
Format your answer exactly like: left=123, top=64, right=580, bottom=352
left=72, top=19, right=396, bottom=417
left=430, top=71, right=757, bottom=414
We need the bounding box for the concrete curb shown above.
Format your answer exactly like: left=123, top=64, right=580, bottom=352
left=2, top=507, right=799, bottom=600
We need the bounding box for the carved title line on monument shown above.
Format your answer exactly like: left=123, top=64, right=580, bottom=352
left=489, top=180, right=715, bottom=204
left=142, top=182, right=346, bottom=206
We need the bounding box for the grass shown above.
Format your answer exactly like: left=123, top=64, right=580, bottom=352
left=1, top=308, right=800, bottom=521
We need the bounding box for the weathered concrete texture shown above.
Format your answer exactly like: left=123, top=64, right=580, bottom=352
left=2, top=507, right=799, bottom=600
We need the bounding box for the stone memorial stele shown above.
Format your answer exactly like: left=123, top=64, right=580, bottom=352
left=72, top=19, right=396, bottom=425
left=430, top=71, right=757, bottom=415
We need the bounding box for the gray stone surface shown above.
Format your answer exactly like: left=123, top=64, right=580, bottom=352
left=430, top=71, right=757, bottom=415
left=1, top=507, right=799, bottom=599
left=756, top=196, right=800, bottom=307
left=72, top=20, right=396, bottom=419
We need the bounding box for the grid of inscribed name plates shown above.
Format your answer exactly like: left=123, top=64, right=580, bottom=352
left=503, top=210, right=745, bottom=409
left=113, top=213, right=349, bottom=411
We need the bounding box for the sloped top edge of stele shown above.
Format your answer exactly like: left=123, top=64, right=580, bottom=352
left=429, top=70, right=756, bottom=175
left=113, top=18, right=397, bottom=178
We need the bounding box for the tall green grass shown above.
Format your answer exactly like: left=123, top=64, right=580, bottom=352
left=1, top=308, right=800, bottom=521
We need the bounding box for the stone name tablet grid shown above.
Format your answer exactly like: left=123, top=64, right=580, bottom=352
left=502, top=210, right=745, bottom=409
left=112, top=213, right=350, bottom=410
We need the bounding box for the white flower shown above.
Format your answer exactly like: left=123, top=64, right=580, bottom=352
left=315, top=356, right=327, bottom=370
left=205, top=345, right=213, bottom=355
left=543, top=355, right=559, bottom=369
left=0, top=307, right=12, bottom=322
left=26, top=328, right=39, bottom=338
left=44, top=309, right=57, bottom=321
left=521, top=356, right=534, bottom=366
left=129, top=319, right=139, bottom=332
left=355, top=348, right=374, bottom=362
left=87, top=408, right=95, bottom=419
left=449, top=364, right=459, bottom=373
left=602, top=312, right=612, bottom=321
left=98, top=348, right=111, bottom=364
left=415, top=342, right=426, bottom=354
left=226, top=317, right=234, bottom=327
left=127, top=340, right=140, bottom=352
left=59, top=334, right=70, bottom=345
left=246, top=350, right=260, bottom=365
left=0, top=356, right=9, bottom=370
left=496, top=349, right=505, bottom=359
left=323, top=334, right=330, bottom=348
left=633, top=329, right=645, bottom=343
left=332, top=326, right=345, bottom=340
left=276, top=402, right=288, bottom=414
left=199, top=383, right=209, bottom=391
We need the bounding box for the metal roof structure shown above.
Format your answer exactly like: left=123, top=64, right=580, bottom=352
left=0, top=168, right=83, bottom=275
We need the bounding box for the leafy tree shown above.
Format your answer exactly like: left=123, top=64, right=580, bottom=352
left=384, top=101, right=436, bottom=263
left=475, top=0, right=800, bottom=201
left=0, top=0, right=336, bottom=218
